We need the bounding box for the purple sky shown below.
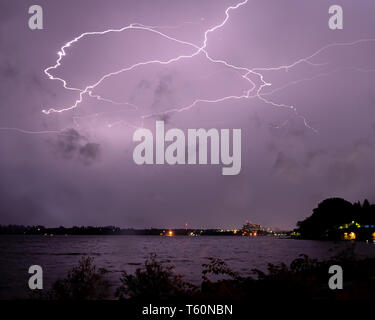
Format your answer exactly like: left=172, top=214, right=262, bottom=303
left=1, top=0, right=375, bottom=229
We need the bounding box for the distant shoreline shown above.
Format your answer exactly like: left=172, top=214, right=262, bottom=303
left=0, top=225, right=289, bottom=237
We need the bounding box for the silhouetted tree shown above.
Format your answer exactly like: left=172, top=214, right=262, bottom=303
left=297, top=198, right=354, bottom=239
left=42, top=257, right=111, bottom=300
left=296, top=197, right=375, bottom=239
left=116, top=254, right=196, bottom=300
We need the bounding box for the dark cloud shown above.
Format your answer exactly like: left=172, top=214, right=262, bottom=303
left=50, top=129, right=100, bottom=165
left=151, top=74, right=176, bottom=111
left=79, top=142, right=101, bottom=164
left=153, top=112, right=172, bottom=124
left=136, top=79, right=152, bottom=90
left=273, top=151, right=301, bottom=179
left=1, top=0, right=375, bottom=229
left=1, top=61, right=18, bottom=79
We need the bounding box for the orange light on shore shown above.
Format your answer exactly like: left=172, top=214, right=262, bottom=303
left=343, top=232, right=356, bottom=240
left=167, top=230, right=174, bottom=236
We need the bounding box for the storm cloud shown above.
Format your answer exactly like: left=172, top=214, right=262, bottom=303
left=50, top=129, right=100, bottom=165
left=0, top=0, right=375, bottom=229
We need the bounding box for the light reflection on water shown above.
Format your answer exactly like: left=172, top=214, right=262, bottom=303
left=0, top=235, right=374, bottom=299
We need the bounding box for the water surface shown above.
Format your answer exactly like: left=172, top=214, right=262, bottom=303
left=0, top=235, right=374, bottom=299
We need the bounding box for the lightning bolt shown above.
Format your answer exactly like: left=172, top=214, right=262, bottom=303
left=0, top=127, right=75, bottom=136
left=42, top=0, right=253, bottom=115
left=2, top=0, right=375, bottom=135
left=42, top=0, right=316, bottom=133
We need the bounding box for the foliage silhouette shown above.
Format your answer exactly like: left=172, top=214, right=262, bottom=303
left=30, top=250, right=375, bottom=301
left=296, top=198, right=375, bottom=239
left=36, top=257, right=111, bottom=300
left=116, top=254, right=197, bottom=300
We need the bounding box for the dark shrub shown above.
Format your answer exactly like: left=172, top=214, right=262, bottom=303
left=116, top=254, right=196, bottom=300
left=42, top=256, right=111, bottom=300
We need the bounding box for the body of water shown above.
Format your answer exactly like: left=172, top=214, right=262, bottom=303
left=0, top=235, right=374, bottom=299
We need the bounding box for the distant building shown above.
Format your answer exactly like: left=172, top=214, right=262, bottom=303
left=240, top=222, right=262, bottom=236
